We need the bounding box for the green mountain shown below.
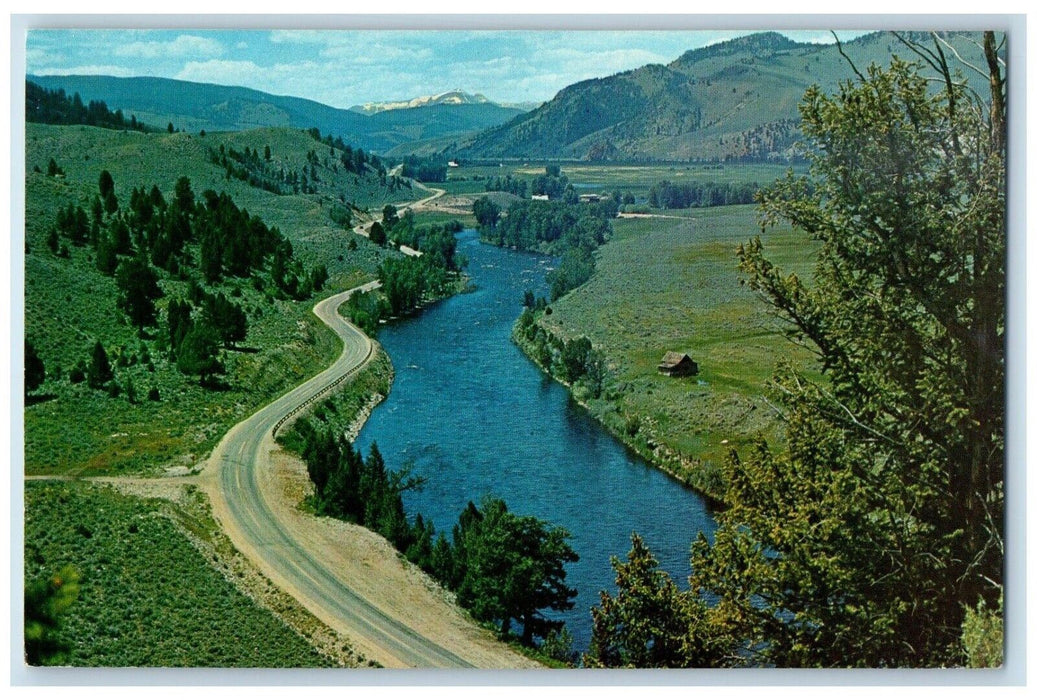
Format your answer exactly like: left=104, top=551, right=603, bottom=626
left=26, top=74, right=525, bottom=155
left=454, top=31, right=991, bottom=161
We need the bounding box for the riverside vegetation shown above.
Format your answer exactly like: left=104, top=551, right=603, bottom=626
left=280, top=380, right=581, bottom=662
left=488, top=35, right=1006, bottom=667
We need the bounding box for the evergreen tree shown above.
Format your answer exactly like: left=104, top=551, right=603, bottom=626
left=103, top=188, right=118, bottom=215
left=24, top=340, right=45, bottom=395
left=204, top=293, right=248, bottom=348
left=173, top=176, right=194, bottom=215
left=710, top=38, right=1004, bottom=667
left=454, top=497, right=578, bottom=645
left=98, top=169, right=115, bottom=201
left=87, top=341, right=113, bottom=389
left=590, top=34, right=1007, bottom=669
left=587, top=535, right=710, bottom=668
left=167, top=298, right=194, bottom=356
left=175, top=323, right=223, bottom=386
left=95, top=234, right=118, bottom=276
left=382, top=204, right=399, bottom=231
left=369, top=221, right=386, bottom=246
left=24, top=566, right=80, bottom=665
left=115, top=253, right=162, bottom=329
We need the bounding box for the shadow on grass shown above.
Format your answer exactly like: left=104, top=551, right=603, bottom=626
left=25, top=393, right=58, bottom=407
left=226, top=345, right=260, bottom=354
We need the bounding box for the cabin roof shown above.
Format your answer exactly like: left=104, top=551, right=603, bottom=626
left=659, top=351, right=691, bottom=367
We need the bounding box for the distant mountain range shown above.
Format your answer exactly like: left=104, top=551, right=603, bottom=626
left=350, top=89, right=540, bottom=115
left=26, top=74, right=528, bottom=155
left=28, top=31, right=991, bottom=163
left=448, top=31, right=991, bottom=162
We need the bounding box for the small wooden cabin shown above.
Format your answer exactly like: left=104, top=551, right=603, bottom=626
left=658, top=352, right=698, bottom=377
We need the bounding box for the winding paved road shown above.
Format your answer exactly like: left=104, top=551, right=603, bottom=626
left=352, top=184, right=446, bottom=249
left=201, top=284, right=485, bottom=668
left=196, top=183, right=538, bottom=668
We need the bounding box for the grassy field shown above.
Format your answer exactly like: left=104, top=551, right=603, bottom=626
left=443, top=162, right=803, bottom=203
left=533, top=204, right=818, bottom=497
left=23, top=123, right=416, bottom=476
left=24, top=480, right=340, bottom=667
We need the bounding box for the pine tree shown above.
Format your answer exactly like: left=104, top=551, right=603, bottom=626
left=175, top=323, right=223, bottom=386
left=87, top=341, right=113, bottom=389
left=24, top=340, right=46, bottom=395
left=115, top=253, right=162, bottom=329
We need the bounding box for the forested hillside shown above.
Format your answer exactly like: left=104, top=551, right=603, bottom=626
left=23, top=113, right=410, bottom=476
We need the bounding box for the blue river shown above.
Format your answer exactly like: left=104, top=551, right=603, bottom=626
left=354, top=230, right=717, bottom=652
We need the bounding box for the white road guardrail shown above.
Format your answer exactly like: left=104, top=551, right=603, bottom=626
left=271, top=335, right=375, bottom=439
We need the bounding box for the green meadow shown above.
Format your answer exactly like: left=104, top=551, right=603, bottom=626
left=535, top=204, right=818, bottom=496
left=444, top=161, right=803, bottom=202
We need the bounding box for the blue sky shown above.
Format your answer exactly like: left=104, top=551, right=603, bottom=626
left=26, top=29, right=872, bottom=108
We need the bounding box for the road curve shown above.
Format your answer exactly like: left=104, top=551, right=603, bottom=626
left=352, top=184, right=446, bottom=248
left=201, top=283, right=479, bottom=668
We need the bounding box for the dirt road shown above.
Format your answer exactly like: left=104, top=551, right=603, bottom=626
left=198, top=282, right=538, bottom=669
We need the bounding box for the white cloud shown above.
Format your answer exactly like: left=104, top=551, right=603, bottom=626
left=175, top=59, right=266, bottom=86
left=32, top=65, right=138, bottom=77
left=175, top=59, right=342, bottom=102
left=115, top=34, right=224, bottom=59
left=320, top=42, right=432, bottom=63
left=269, top=30, right=343, bottom=45
left=26, top=47, right=65, bottom=67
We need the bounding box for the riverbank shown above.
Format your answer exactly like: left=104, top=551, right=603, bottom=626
left=199, top=278, right=539, bottom=668
left=504, top=207, right=821, bottom=506
left=271, top=283, right=553, bottom=667
left=510, top=317, right=726, bottom=504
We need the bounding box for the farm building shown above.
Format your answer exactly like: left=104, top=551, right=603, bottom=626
left=658, top=352, right=699, bottom=377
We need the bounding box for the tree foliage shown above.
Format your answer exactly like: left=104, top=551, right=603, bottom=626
left=26, top=80, right=153, bottom=132
left=453, top=496, right=579, bottom=645
left=707, top=38, right=1004, bottom=667
left=115, top=253, right=162, bottom=329
left=24, top=565, right=81, bottom=665
left=202, top=292, right=248, bottom=348
left=591, top=34, right=1006, bottom=668
left=369, top=221, right=386, bottom=246
left=473, top=196, right=502, bottom=229
left=648, top=179, right=759, bottom=209
left=377, top=256, right=452, bottom=316
left=175, top=323, right=224, bottom=386
left=25, top=340, right=46, bottom=395
left=587, top=535, right=715, bottom=668
left=292, top=421, right=579, bottom=649
left=87, top=341, right=113, bottom=389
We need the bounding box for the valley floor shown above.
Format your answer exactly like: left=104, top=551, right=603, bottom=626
left=514, top=205, right=819, bottom=500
